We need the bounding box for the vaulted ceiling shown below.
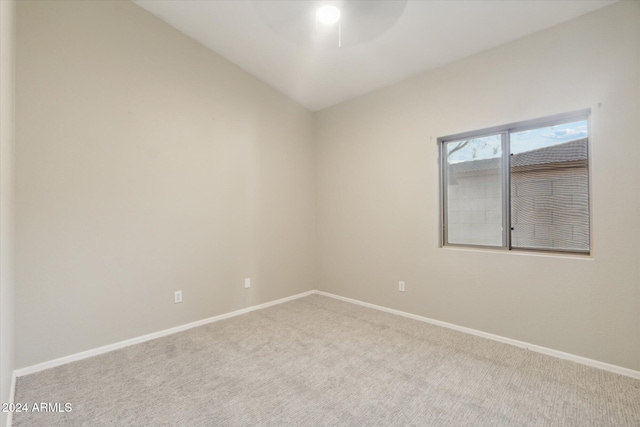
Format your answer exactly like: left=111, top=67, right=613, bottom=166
left=133, top=1, right=616, bottom=111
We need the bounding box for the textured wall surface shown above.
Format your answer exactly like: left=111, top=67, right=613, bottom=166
left=0, top=1, right=16, bottom=426
left=316, top=1, right=640, bottom=370
left=15, top=0, right=315, bottom=368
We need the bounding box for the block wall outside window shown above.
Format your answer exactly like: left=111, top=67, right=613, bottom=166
left=447, top=170, right=502, bottom=246
left=511, top=152, right=589, bottom=251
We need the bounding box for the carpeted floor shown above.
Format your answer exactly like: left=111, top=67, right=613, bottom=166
left=12, top=294, right=640, bottom=426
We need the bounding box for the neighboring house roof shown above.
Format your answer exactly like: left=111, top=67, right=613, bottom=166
left=511, top=138, right=587, bottom=168
left=449, top=157, right=499, bottom=174
left=449, top=138, right=587, bottom=175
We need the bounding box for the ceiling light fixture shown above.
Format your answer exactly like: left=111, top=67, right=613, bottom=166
left=316, top=5, right=341, bottom=25
left=252, top=1, right=408, bottom=49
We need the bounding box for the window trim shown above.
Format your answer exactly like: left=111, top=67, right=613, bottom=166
left=438, top=109, right=591, bottom=255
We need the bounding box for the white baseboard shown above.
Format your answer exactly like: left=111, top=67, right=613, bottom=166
left=315, top=290, right=640, bottom=380
left=13, top=288, right=640, bottom=383
left=14, top=290, right=315, bottom=378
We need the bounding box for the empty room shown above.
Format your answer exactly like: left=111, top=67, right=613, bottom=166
left=1, top=0, right=639, bottom=425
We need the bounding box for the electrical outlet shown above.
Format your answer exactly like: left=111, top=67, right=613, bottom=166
left=174, top=290, right=182, bottom=303
left=399, top=281, right=405, bottom=292
left=244, top=278, right=251, bottom=289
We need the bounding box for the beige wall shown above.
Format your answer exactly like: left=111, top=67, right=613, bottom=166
left=15, top=1, right=315, bottom=368
left=316, top=1, right=640, bottom=371
left=0, top=0, right=16, bottom=425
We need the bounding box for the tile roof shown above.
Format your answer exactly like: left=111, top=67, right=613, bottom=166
left=449, top=138, right=587, bottom=175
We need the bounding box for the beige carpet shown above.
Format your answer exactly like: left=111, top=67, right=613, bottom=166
left=12, top=294, right=640, bottom=426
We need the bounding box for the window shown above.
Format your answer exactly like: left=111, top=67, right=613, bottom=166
left=440, top=110, right=590, bottom=254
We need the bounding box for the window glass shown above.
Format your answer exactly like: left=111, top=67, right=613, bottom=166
left=510, top=121, right=589, bottom=252
left=445, top=135, right=503, bottom=247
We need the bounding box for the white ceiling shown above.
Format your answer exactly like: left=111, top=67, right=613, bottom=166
left=133, top=0, right=616, bottom=111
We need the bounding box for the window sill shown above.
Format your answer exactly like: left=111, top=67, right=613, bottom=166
left=440, top=244, right=593, bottom=260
